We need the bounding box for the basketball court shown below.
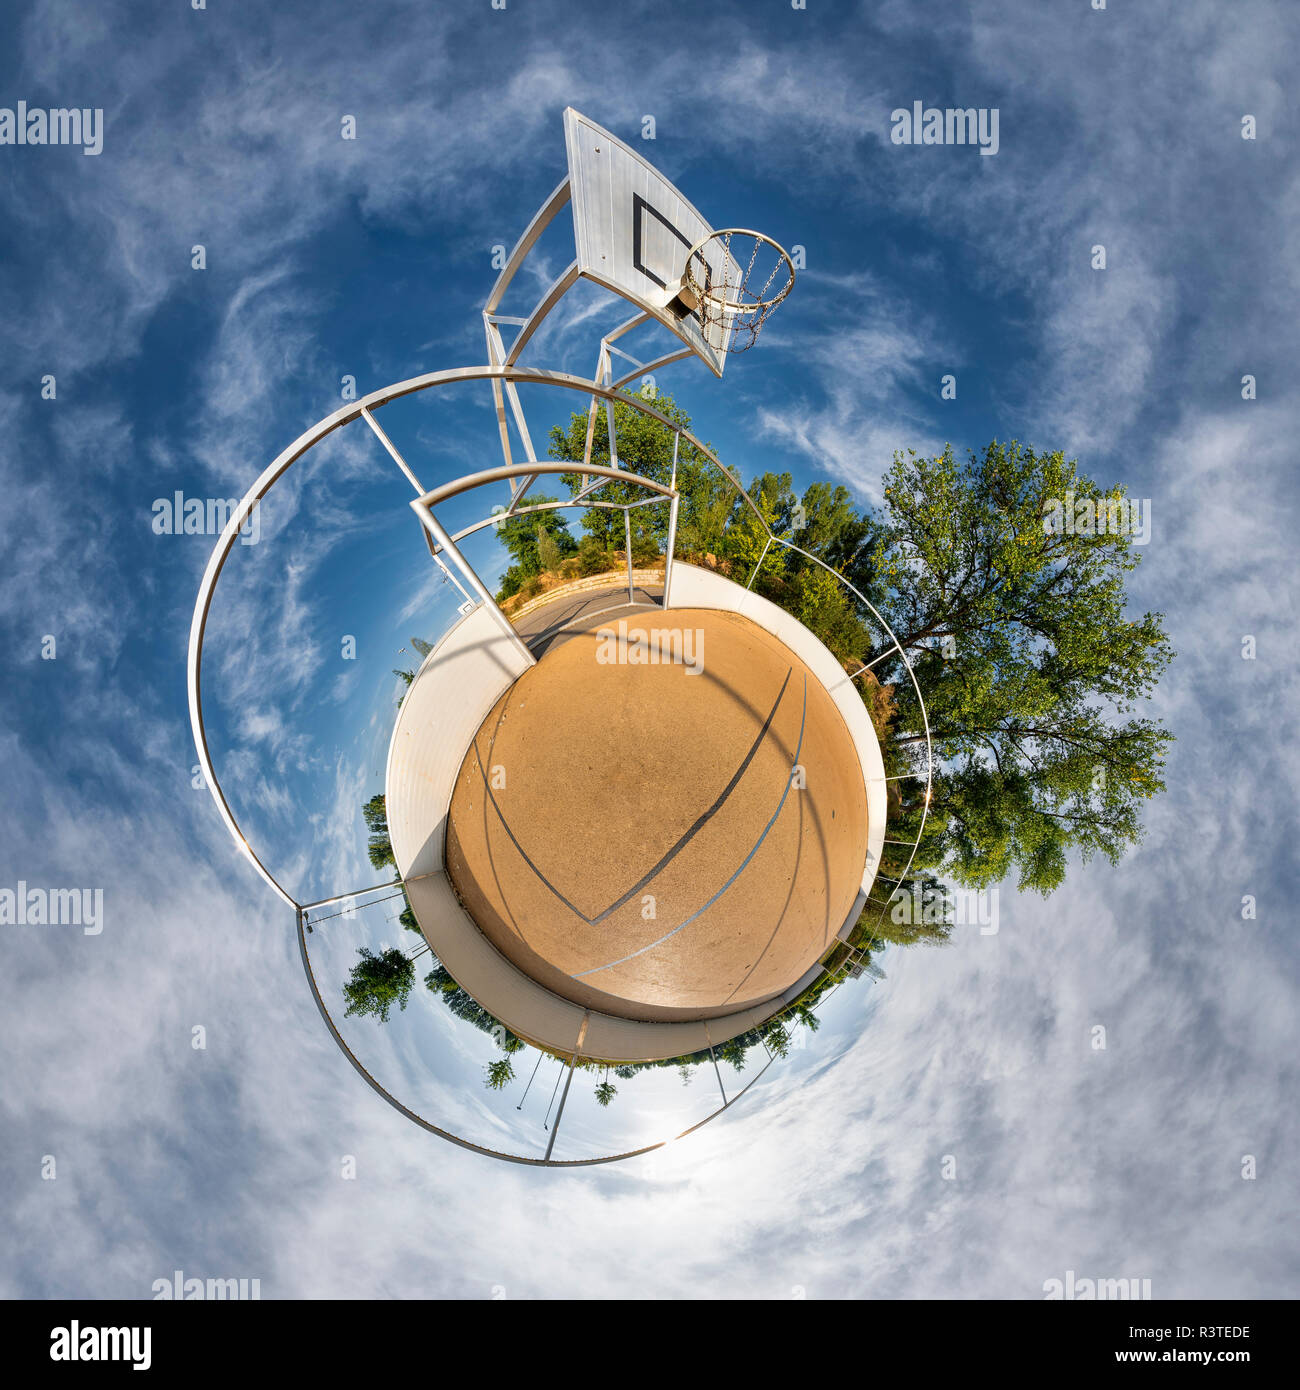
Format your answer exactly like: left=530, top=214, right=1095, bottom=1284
left=444, top=606, right=868, bottom=1022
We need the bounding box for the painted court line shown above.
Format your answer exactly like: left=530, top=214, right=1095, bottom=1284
left=472, top=666, right=794, bottom=928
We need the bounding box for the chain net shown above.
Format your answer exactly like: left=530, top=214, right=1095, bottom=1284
left=683, top=230, right=795, bottom=353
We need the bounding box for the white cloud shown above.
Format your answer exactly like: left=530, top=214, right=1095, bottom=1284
left=1, top=0, right=1296, bottom=1303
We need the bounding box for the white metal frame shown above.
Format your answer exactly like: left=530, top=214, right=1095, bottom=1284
left=187, top=151, right=935, bottom=1165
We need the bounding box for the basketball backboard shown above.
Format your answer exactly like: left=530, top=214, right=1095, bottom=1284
left=564, top=108, right=737, bottom=377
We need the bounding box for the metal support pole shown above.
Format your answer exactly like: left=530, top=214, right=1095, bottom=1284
left=708, top=1045, right=728, bottom=1105
left=746, top=535, right=773, bottom=590
left=410, top=504, right=535, bottom=667
left=542, top=1062, right=564, bottom=1128
left=624, top=508, right=635, bottom=605
left=361, top=407, right=425, bottom=495
left=543, top=1010, right=589, bottom=1161
left=662, top=490, right=679, bottom=609
left=362, top=407, right=475, bottom=606
left=298, top=880, right=402, bottom=912
left=433, top=552, right=474, bottom=607
left=852, top=643, right=905, bottom=677
left=603, top=351, right=619, bottom=470
left=517, top=1051, right=543, bottom=1110
left=544, top=1057, right=578, bottom=1162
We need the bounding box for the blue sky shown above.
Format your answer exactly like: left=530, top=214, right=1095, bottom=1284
left=1, top=0, right=1297, bottom=1298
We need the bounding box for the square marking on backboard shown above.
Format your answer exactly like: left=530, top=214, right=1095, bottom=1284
left=564, top=108, right=736, bottom=376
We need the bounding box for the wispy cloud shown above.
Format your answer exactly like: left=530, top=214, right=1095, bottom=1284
left=1, top=0, right=1296, bottom=1303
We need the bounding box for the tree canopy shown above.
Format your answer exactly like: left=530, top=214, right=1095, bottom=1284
left=538, top=395, right=1173, bottom=904
left=362, top=793, right=395, bottom=871
left=493, top=493, right=578, bottom=599
left=342, top=946, right=415, bottom=1024
left=868, top=443, right=1172, bottom=894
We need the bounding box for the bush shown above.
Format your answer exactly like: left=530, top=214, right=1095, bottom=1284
left=631, top=532, right=661, bottom=566
left=497, top=564, right=525, bottom=601
left=793, top=565, right=870, bottom=665
left=577, top=537, right=613, bottom=576
left=536, top=523, right=565, bottom=575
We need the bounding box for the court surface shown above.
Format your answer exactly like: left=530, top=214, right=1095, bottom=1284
left=444, top=606, right=868, bottom=1022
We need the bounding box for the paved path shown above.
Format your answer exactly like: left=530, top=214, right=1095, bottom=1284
left=512, top=582, right=664, bottom=658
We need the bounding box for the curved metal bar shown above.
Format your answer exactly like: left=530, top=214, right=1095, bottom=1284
left=504, top=260, right=580, bottom=367
left=601, top=309, right=651, bottom=347
left=296, top=906, right=794, bottom=1167
left=187, top=493, right=298, bottom=910
left=187, top=366, right=745, bottom=916
left=447, top=498, right=637, bottom=547
left=296, top=907, right=656, bottom=1167
left=483, top=177, right=572, bottom=316
left=771, top=535, right=935, bottom=918
left=416, top=460, right=674, bottom=508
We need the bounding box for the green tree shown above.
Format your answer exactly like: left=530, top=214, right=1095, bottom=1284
left=363, top=793, right=395, bottom=871
left=791, top=1003, right=821, bottom=1033
left=549, top=391, right=719, bottom=556
left=424, top=958, right=527, bottom=1051
left=485, top=1057, right=515, bottom=1091
left=398, top=891, right=420, bottom=934
left=576, top=534, right=615, bottom=576
left=871, top=442, right=1173, bottom=894
left=537, top=402, right=1175, bottom=910
left=789, top=563, right=871, bottom=665
left=858, top=870, right=956, bottom=947
left=492, top=494, right=576, bottom=597
left=536, top=521, right=565, bottom=575
left=792, top=480, right=877, bottom=574
left=393, top=638, right=431, bottom=707
left=342, top=946, right=415, bottom=1023
left=762, top=1021, right=792, bottom=1059
left=393, top=667, right=415, bottom=710
left=725, top=471, right=790, bottom=584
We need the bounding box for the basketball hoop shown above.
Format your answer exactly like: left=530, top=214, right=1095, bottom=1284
left=681, top=228, right=795, bottom=354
